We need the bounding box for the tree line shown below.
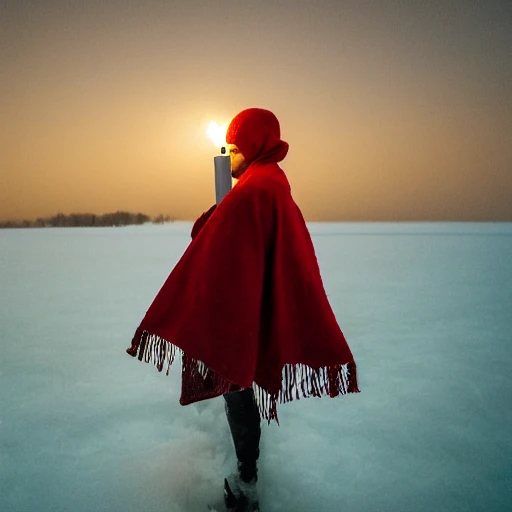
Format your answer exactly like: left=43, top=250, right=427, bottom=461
left=0, top=211, right=175, bottom=228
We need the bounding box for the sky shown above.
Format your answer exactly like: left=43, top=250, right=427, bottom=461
left=1, top=0, right=511, bottom=222
left=1, top=223, right=511, bottom=511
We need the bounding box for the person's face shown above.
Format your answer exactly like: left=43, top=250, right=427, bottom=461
left=229, top=144, right=249, bottom=179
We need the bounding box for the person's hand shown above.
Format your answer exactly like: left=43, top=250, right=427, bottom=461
left=191, top=204, right=217, bottom=240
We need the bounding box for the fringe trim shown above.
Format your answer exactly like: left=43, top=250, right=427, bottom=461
left=126, top=327, right=177, bottom=375
left=252, top=360, right=359, bottom=424
left=126, top=327, right=359, bottom=424
left=126, top=327, right=235, bottom=400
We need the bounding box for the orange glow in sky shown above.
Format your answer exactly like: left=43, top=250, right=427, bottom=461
left=1, top=0, right=511, bottom=222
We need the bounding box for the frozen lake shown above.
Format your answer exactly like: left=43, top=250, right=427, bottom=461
left=1, top=222, right=511, bottom=512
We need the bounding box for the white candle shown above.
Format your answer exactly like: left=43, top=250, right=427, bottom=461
left=214, top=150, right=232, bottom=204
left=207, top=122, right=232, bottom=204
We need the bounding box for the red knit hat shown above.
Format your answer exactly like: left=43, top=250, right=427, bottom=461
left=226, top=108, right=289, bottom=165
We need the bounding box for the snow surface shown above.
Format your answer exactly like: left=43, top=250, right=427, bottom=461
left=1, top=222, right=511, bottom=512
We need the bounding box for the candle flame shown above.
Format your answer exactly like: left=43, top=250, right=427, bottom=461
left=207, top=121, right=227, bottom=148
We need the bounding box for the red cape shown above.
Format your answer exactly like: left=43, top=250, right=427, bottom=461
left=127, top=163, right=358, bottom=421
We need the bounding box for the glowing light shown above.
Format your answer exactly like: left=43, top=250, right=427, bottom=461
left=207, top=121, right=227, bottom=148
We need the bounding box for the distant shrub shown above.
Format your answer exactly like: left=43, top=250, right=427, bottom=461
left=0, top=211, right=174, bottom=228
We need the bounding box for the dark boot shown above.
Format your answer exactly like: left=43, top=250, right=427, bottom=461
left=223, top=388, right=261, bottom=511
left=224, top=475, right=259, bottom=512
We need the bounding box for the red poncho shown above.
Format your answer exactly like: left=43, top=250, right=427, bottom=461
left=127, top=109, right=359, bottom=422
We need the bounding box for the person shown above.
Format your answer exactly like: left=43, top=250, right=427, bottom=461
left=127, top=108, right=359, bottom=511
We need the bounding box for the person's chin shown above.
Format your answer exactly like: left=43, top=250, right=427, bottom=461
left=231, top=163, right=249, bottom=179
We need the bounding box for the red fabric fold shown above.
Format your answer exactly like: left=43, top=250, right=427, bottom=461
left=191, top=204, right=217, bottom=240
left=127, top=162, right=358, bottom=419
